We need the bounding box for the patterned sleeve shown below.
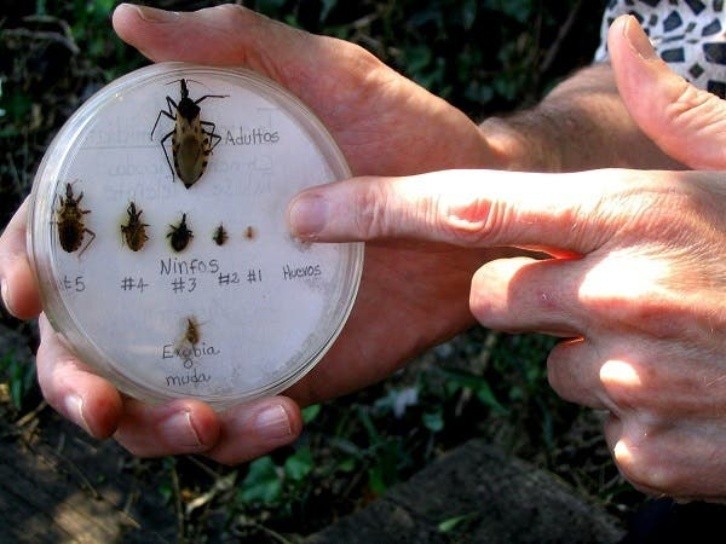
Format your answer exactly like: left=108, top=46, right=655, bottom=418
left=593, top=0, right=726, bottom=97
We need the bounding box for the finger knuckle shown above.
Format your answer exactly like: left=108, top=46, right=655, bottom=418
left=619, top=431, right=724, bottom=498
left=599, top=362, right=650, bottom=410
left=437, top=196, right=505, bottom=247
left=614, top=428, right=680, bottom=495
left=215, top=3, right=249, bottom=19
left=353, top=182, right=394, bottom=239
left=579, top=270, right=687, bottom=338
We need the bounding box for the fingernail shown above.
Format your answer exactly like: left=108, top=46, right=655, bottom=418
left=134, top=5, right=181, bottom=23
left=254, top=405, right=293, bottom=440
left=159, top=410, right=203, bottom=448
left=623, top=16, right=657, bottom=60
left=288, top=194, right=327, bottom=238
left=64, top=394, right=91, bottom=435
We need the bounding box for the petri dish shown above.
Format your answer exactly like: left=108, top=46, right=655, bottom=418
left=28, top=62, right=363, bottom=410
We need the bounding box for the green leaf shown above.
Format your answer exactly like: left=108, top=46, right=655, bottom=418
left=474, top=380, right=508, bottom=415
left=483, top=0, right=532, bottom=23
left=258, top=0, right=287, bottom=11
left=422, top=410, right=444, bottom=433
left=302, top=404, right=321, bottom=424
left=404, top=45, right=432, bottom=74
left=438, top=512, right=478, bottom=533
left=437, top=368, right=508, bottom=415
left=336, top=457, right=356, bottom=473
left=367, top=464, right=387, bottom=495
left=461, top=0, right=478, bottom=30
left=239, top=457, right=283, bottom=504
left=284, top=447, right=313, bottom=481
left=320, top=0, right=337, bottom=22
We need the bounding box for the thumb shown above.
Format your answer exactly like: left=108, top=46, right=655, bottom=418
left=608, top=14, right=726, bottom=169
left=112, top=3, right=309, bottom=72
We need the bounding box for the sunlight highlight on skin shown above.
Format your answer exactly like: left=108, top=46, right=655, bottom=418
left=579, top=251, right=671, bottom=300
left=613, top=439, right=633, bottom=464
left=600, top=360, right=641, bottom=386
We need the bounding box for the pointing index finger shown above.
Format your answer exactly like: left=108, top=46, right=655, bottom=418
left=288, top=169, right=624, bottom=253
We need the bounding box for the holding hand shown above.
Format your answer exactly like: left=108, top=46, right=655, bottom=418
left=0, top=3, right=508, bottom=463
left=287, top=16, right=726, bottom=501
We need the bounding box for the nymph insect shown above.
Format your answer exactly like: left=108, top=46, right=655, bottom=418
left=55, top=181, right=95, bottom=255
left=244, top=226, right=256, bottom=241
left=167, top=213, right=194, bottom=253
left=213, top=223, right=228, bottom=246
left=120, top=202, right=149, bottom=251
left=150, top=78, right=228, bottom=189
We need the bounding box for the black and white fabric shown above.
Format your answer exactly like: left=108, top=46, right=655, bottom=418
left=595, top=0, right=726, bottom=97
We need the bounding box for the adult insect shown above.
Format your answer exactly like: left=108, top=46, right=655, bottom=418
left=213, top=223, right=228, bottom=246
left=55, top=181, right=95, bottom=256
left=167, top=213, right=194, bottom=252
left=150, top=79, right=228, bottom=189
left=120, top=202, right=149, bottom=251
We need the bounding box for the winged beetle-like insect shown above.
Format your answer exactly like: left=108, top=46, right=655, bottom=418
left=150, top=78, right=228, bottom=189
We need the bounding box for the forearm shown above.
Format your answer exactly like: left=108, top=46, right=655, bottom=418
left=481, top=63, right=684, bottom=172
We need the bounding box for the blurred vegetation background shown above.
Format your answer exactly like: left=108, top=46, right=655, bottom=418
left=0, top=1, right=644, bottom=542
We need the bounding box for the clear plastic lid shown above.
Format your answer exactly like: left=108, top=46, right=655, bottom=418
left=28, top=62, right=363, bottom=410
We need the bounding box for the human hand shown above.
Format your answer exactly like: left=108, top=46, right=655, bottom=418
left=285, top=16, right=726, bottom=501
left=1, top=3, right=510, bottom=463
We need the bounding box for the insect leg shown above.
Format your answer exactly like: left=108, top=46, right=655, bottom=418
left=201, top=120, right=222, bottom=151
left=159, top=129, right=176, bottom=181
left=150, top=96, right=178, bottom=140
left=78, top=228, right=96, bottom=257
left=193, top=94, right=229, bottom=105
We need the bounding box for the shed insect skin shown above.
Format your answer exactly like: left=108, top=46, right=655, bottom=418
left=167, top=213, right=194, bottom=253
left=213, top=223, right=228, bottom=246
left=150, top=78, right=228, bottom=189
left=184, top=316, right=201, bottom=346
left=121, top=202, right=149, bottom=252
left=173, top=316, right=202, bottom=357
left=55, top=181, right=96, bottom=256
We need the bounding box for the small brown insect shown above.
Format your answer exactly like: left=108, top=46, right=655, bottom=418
left=212, top=223, right=228, bottom=246
left=244, top=226, right=256, bottom=240
left=167, top=213, right=193, bottom=252
left=150, top=79, right=228, bottom=189
left=120, top=202, right=149, bottom=251
left=55, top=182, right=95, bottom=255
left=184, top=316, right=201, bottom=346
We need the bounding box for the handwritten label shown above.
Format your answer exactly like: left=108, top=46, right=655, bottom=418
left=159, top=257, right=220, bottom=276
left=61, top=275, right=86, bottom=292
left=225, top=127, right=280, bottom=146
left=162, top=342, right=220, bottom=388
left=165, top=368, right=212, bottom=388
left=282, top=263, right=322, bottom=281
